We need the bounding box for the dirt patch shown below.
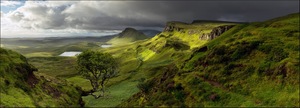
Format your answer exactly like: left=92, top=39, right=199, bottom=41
left=26, top=72, right=39, bottom=88
left=195, top=74, right=228, bottom=91
left=42, top=83, right=61, bottom=98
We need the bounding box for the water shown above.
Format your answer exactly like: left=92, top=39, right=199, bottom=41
left=59, top=51, right=82, bottom=57
left=101, top=44, right=112, bottom=48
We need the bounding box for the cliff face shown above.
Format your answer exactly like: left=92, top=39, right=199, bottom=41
left=164, top=25, right=184, bottom=32
left=163, top=22, right=187, bottom=32
left=199, top=25, right=235, bottom=40
left=159, top=21, right=237, bottom=48
left=163, top=21, right=235, bottom=40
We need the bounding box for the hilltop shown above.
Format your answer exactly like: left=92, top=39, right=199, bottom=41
left=108, top=28, right=148, bottom=45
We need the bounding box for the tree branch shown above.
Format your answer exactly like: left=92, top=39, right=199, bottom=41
left=89, top=92, right=103, bottom=99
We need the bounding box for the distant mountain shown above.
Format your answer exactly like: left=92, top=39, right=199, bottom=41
left=138, top=29, right=162, bottom=37
left=107, top=28, right=148, bottom=45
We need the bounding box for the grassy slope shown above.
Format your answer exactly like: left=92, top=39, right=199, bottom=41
left=67, top=20, right=234, bottom=106
left=120, top=13, right=299, bottom=107
left=78, top=20, right=244, bottom=106
left=0, top=48, right=82, bottom=107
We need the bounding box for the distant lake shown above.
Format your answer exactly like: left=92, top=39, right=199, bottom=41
left=101, top=44, right=112, bottom=48
left=59, top=51, right=82, bottom=57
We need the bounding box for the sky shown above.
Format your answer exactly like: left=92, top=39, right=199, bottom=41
left=1, top=0, right=299, bottom=38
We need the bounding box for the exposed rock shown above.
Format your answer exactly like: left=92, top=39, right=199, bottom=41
left=197, top=46, right=208, bottom=52
left=199, top=25, right=235, bottom=40
left=199, top=33, right=210, bottom=40
left=164, top=22, right=186, bottom=32
left=207, top=25, right=235, bottom=40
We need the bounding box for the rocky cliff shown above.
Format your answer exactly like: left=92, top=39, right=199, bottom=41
left=199, top=25, right=235, bottom=40
left=163, top=21, right=235, bottom=40
left=163, top=22, right=188, bottom=32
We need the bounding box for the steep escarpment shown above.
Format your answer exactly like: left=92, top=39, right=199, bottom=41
left=120, top=13, right=299, bottom=107
left=0, top=48, right=83, bottom=107
left=164, top=22, right=235, bottom=40
left=160, top=21, right=238, bottom=48
left=199, top=25, right=235, bottom=40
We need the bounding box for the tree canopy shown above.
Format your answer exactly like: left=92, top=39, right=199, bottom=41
left=77, top=50, right=118, bottom=98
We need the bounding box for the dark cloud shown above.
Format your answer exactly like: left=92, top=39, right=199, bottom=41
left=7, top=1, right=299, bottom=30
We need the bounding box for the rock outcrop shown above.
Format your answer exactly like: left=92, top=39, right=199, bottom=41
left=164, top=22, right=186, bottom=32
left=199, top=25, right=235, bottom=40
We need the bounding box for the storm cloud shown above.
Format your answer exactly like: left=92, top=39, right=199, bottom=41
left=5, top=1, right=300, bottom=30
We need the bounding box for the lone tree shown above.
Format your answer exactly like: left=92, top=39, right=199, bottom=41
left=77, top=50, right=118, bottom=99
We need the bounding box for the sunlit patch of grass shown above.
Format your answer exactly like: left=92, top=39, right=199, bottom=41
left=25, top=52, right=54, bottom=57
left=0, top=88, right=35, bottom=107
left=82, top=80, right=139, bottom=107
left=28, top=57, right=78, bottom=78
left=139, top=49, right=155, bottom=61
left=66, top=76, right=92, bottom=91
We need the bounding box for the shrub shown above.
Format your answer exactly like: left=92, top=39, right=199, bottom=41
left=210, top=45, right=227, bottom=56
left=188, top=76, right=201, bottom=85
left=267, top=47, right=288, bottom=62
left=223, top=63, right=235, bottom=75
left=173, top=90, right=186, bottom=102
left=231, top=47, right=247, bottom=60
left=137, top=79, right=155, bottom=93
left=258, top=43, right=273, bottom=53
left=5, top=79, right=10, bottom=86
left=165, top=39, right=190, bottom=50
left=258, top=61, right=271, bottom=75
left=14, top=80, right=30, bottom=92
left=231, top=40, right=261, bottom=61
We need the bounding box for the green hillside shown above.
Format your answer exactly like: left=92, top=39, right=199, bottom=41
left=0, top=48, right=83, bottom=107
left=1, top=13, right=298, bottom=107
left=82, top=19, right=246, bottom=107
left=119, top=13, right=299, bottom=107
left=108, top=28, right=148, bottom=45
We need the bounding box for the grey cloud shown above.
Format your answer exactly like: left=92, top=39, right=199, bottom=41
left=8, top=11, right=24, bottom=22
left=8, top=1, right=299, bottom=30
